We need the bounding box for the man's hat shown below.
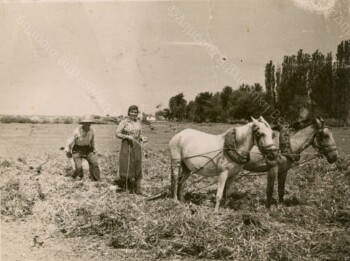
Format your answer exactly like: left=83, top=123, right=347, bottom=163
left=79, top=115, right=95, bottom=124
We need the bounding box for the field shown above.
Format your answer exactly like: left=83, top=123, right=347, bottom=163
left=1, top=123, right=350, bottom=261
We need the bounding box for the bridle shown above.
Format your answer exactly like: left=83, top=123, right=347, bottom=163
left=312, top=126, right=338, bottom=155
left=252, top=123, right=278, bottom=158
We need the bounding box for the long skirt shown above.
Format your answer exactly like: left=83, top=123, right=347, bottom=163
left=118, top=139, right=142, bottom=192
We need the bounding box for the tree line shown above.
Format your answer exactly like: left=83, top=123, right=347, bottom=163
left=158, top=40, right=350, bottom=125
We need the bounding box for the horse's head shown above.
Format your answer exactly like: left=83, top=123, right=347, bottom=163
left=251, top=116, right=278, bottom=161
left=313, top=117, right=339, bottom=163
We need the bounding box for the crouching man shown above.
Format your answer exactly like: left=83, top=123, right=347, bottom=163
left=64, top=116, right=100, bottom=181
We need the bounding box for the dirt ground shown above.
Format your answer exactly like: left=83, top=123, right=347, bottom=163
left=1, top=123, right=349, bottom=260
left=1, top=219, right=143, bottom=261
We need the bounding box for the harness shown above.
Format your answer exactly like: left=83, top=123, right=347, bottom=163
left=224, top=128, right=250, bottom=164
left=279, top=122, right=338, bottom=162
left=312, top=128, right=338, bottom=155
left=279, top=128, right=301, bottom=162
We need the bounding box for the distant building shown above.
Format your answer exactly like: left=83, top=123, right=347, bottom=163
left=30, top=116, right=43, bottom=123
left=146, top=116, right=156, bottom=121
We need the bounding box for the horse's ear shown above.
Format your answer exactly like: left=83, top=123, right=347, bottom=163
left=259, top=116, right=268, bottom=124
left=315, top=118, right=322, bottom=128
left=251, top=116, right=258, bottom=124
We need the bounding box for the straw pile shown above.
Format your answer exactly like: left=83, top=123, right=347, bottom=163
left=1, top=151, right=349, bottom=260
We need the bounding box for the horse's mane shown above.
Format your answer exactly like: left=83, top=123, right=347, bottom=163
left=271, top=117, right=317, bottom=132
left=221, top=122, right=252, bottom=136
left=222, top=127, right=235, bottom=135
left=290, top=118, right=315, bottom=131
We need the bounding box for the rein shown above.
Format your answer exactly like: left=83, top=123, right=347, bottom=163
left=253, top=128, right=278, bottom=157
left=187, top=152, right=324, bottom=194
left=280, top=121, right=338, bottom=162
left=292, top=153, right=323, bottom=167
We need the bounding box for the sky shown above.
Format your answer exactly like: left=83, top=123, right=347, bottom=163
left=0, top=0, right=349, bottom=116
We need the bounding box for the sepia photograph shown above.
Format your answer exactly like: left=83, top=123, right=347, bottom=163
left=0, top=0, right=349, bottom=260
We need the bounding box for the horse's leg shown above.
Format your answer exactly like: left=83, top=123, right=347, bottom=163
left=223, top=176, right=235, bottom=207
left=266, top=165, right=278, bottom=209
left=214, top=170, right=229, bottom=213
left=177, top=162, right=191, bottom=201
left=278, top=169, right=288, bottom=204
left=171, top=159, right=181, bottom=200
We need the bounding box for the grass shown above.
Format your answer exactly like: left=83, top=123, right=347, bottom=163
left=1, top=123, right=350, bottom=260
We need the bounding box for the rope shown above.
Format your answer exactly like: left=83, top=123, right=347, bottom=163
left=173, top=148, right=224, bottom=161
left=181, top=150, right=223, bottom=189
left=171, top=147, right=271, bottom=162
left=289, top=153, right=322, bottom=169
left=146, top=152, right=323, bottom=200
left=183, top=153, right=323, bottom=195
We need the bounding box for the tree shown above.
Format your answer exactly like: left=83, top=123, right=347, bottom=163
left=334, top=40, right=350, bottom=124
left=186, top=101, right=197, bottom=122
left=234, top=83, right=266, bottom=120
left=277, top=50, right=311, bottom=118
left=265, top=61, right=276, bottom=105
left=309, top=51, right=333, bottom=117
left=155, top=110, right=166, bottom=119
left=169, top=93, right=187, bottom=121
left=220, top=86, right=234, bottom=122
left=275, top=65, right=281, bottom=103
left=162, top=108, right=171, bottom=120
left=193, top=92, right=213, bottom=122
left=270, top=41, right=349, bottom=123
left=210, top=92, right=223, bottom=122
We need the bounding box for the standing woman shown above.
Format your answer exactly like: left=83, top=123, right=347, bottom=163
left=116, top=105, right=147, bottom=194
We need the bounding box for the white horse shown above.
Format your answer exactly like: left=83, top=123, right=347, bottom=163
left=229, top=117, right=339, bottom=208
left=168, top=116, right=278, bottom=212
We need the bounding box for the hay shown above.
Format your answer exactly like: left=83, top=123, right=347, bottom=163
left=1, top=151, right=350, bottom=260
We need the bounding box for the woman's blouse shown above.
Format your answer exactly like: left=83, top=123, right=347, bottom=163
left=116, top=117, right=142, bottom=140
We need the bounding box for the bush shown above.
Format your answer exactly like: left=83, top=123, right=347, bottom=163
left=0, top=116, right=32, bottom=124
left=229, top=119, right=248, bottom=125
left=63, top=117, right=73, bottom=124
left=324, top=118, right=349, bottom=127
left=0, top=116, right=17, bottom=123
left=141, top=119, right=151, bottom=125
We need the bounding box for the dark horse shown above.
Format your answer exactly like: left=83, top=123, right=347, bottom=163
left=225, top=117, right=339, bottom=208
